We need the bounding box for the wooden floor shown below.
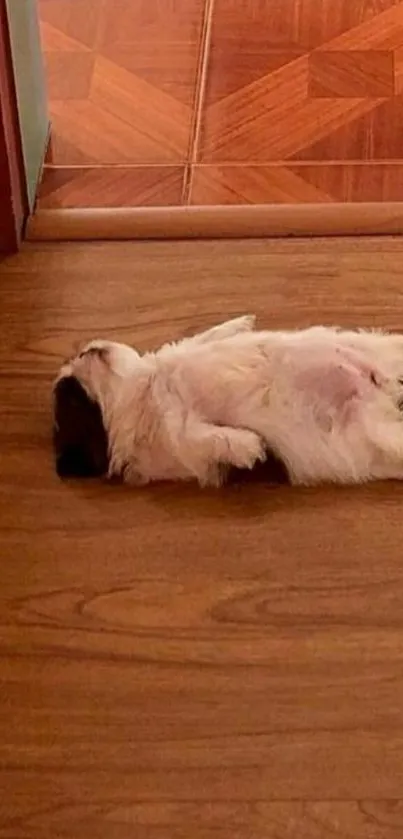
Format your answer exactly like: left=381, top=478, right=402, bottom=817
left=37, top=0, right=403, bottom=209
left=3, top=236, right=403, bottom=837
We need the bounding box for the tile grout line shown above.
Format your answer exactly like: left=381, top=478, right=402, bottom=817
left=44, top=160, right=403, bottom=170
left=43, top=164, right=187, bottom=171
left=94, top=0, right=109, bottom=51
left=182, top=0, right=216, bottom=205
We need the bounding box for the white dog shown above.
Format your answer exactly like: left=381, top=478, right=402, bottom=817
left=53, top=316, right=403, bottom=487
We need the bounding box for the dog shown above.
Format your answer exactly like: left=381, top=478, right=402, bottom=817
left=53, top=316, right=403, bottom=488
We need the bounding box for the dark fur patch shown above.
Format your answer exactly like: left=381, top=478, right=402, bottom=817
left=53, top=376, right=109, bottom=478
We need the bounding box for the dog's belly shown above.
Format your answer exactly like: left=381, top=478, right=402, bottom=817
left=168, top=327, right=403, bottom=486
left=229, top=345, right=402, bottom=485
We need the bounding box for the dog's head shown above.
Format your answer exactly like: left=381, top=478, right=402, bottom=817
left=53, top=339, right=140, bottom=478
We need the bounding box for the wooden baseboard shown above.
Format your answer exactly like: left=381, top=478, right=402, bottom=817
left=26, top=202, right=403, bottom=242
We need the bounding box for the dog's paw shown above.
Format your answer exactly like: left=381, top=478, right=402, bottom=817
left=232, top=315, right=256, bottom=333
left=227, top=429, right=266, bottom=471
left=121, top=462, right=149, bottom=486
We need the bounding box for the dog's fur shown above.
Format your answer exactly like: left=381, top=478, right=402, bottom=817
left=53, top=316, right=403, bottom=487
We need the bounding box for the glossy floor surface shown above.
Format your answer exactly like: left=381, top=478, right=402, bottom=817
left=2, top=236, right=403, bottom=837
left=37, top=0, right=403, bottom=209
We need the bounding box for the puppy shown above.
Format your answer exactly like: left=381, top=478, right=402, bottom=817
left=53, top=316, right=403, bottom=487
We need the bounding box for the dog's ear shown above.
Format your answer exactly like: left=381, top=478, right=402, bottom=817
left=53, top=376, right=109, bottom=478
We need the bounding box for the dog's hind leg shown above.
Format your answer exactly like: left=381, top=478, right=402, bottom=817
left=173, top=419, right=265, bottom=487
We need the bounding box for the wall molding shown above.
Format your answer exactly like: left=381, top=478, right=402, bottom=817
left=27, top=202, right=403, bottom=242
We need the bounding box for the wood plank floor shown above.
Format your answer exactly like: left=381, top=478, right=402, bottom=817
left=36, top=0, right=403, bottom=209
left=2, top=237, right=403, bottom=837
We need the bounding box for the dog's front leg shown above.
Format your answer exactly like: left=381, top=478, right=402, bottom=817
left=182, top=315, right=256, bottom=347
left=176, top=420, right=265, bottom=487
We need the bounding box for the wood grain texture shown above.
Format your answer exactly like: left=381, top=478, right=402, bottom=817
left=37, top=166, right=186, bottom=209
left=291, top=93, right=403, bottom=160
left=191, top=165, right=335, bottom=204
left=196, top=0, right=403, bottom=205
left=37, top=0, right=205, bottom=209
left=2, top=237, right=403, bottom=836
left=36, top=0, right=403, bottom=210
left=190, top=164, right=403, bottom=204
left=308, top=50, right=395, bottom=98
left=200, top=3, right=403, bottom=160
left=38, top=0, right=204, bottom=165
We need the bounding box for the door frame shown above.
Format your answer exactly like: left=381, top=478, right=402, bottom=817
left=0, top=1, right=28, bottom=253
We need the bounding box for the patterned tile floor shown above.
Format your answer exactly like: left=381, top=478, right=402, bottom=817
left=37, top=0, right=403, bottom=208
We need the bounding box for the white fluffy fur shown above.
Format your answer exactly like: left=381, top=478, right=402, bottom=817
left=58, top=316, right=403, bottom=487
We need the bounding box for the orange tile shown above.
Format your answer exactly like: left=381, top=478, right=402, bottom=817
left=100, top=43, right=198, bottom=108
left=45, top=56, right=193, bottom=164
left=38, top=0, right=403, bottom=209
left=39, top=20, right=91, bottom=53
left=37, top=166, right=185, bottom=208
left=190, top=165, right=333, bottom=203
left=38, top=0, right=101, bottom=49
left=190, top=163, right=403, bottom=203
left=309, top=51, right=395, bottom=98
left=208, top=0, right=400, bottom=56
left=292, top=162, right=403, bottom=201
left=42, top=52, right=95, bottom=100
left=292, top=95, right=403, bottom=160
left=394, top=45, right=403, bottom=92
left=199, top=3, right=403, bottom=163
left=39, top=0, right=204, bottom=166
left=201, top=56, right=386, bottom=162
left=204, top=1, right=298, bottom=105
left=206, top=45, right=305, bottom=105
left=45, top=133, right=95, bottom=166
left=203, top=0, right=401, bottom=104
left=99, top=0, right=203, bottom=45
